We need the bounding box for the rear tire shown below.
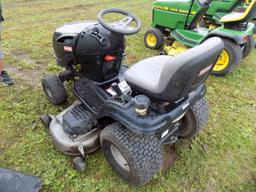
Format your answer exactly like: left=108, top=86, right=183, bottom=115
left=179, top=97, right=208, bottom=139
left=211, top=38, right=242, bottom=77
left=41, top=74, right=67, bottom=105
left=100, top=123, right=163, bottom=186
left=252, top=20, right=256, bottom=48
left=242, top=35, right=255, bottom=58
left=144, top=28, right=164, bottom=50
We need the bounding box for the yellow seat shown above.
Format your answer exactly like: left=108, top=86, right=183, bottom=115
left=220, top=0, right=256, bottom=23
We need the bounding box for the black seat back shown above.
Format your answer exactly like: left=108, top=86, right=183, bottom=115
left=154, top=37, right=224, bottom=102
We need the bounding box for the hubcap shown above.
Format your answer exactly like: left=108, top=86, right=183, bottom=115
left=110, top=145, right=130, bottom=172
left=146, top=33, right=157, bottom=47
left=213, top=49, right=230, bottom=72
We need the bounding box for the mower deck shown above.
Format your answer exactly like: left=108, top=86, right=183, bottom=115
left=45, top=103, right=101, bottom=156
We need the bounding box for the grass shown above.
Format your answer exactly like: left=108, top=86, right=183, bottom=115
left=0, top=0, right=256, bottom=191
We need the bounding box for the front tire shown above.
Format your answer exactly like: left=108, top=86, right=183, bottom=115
left=100, top=123, right=163, bottom=186
left=41, top=74, right=67, bottom=105
left=144, top=28, right=164, bottom=50
left=211, top=38, right=242, bottom=77
left=179, top=97, right=209, bottom=139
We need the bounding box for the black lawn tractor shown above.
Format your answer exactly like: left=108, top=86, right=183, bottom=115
left=41, top=8, right=224, bottom=186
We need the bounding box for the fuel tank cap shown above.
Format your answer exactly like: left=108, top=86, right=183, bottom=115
left=134, top=95, right=151, bottom=116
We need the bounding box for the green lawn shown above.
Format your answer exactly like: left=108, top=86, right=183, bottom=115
left=0, top=0, right=256, bottom=191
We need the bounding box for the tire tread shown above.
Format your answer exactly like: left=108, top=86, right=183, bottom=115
left=101, top=123, right=163, bottom=186
left=41, top=74, right=67, bottom=105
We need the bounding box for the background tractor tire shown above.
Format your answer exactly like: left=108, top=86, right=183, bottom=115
left=242, top=35, right=255, bottom=58
left=144, top=28, right=164, bottom=50
left=253, top=19, right=256, bottom=48
left=179, top=97, right=208, bottom=139
left=211, top=38, right=242, bottom=77
left=41, top=74, right=67, bottom=105
left=100, top=123, right=163, bottom=186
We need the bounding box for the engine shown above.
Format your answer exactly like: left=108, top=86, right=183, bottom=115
left=53, top=21, right=125, bottom=83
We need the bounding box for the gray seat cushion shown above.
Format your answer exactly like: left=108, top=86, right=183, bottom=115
left=125, top=37, right=224, bottom=101
left=124, top=55, right=174, bottom=94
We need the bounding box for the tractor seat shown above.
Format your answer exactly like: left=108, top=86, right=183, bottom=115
left=220, top=0, right=256, bottom=24
left=125, top=37, right=224, bottom=102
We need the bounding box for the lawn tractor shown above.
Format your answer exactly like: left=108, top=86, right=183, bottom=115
left=144, top=0, right=256, bottom=76
left=40, top=8, right=224, bottom=186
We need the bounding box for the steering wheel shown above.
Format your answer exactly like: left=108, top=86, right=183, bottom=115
left=98, top=8, right=141, bottom=35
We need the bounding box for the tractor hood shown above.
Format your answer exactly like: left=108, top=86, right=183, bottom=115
left=154, top=0, right=193, bottom=10
left=152, top=0, right=209, bottom=29
left=153, top=0, right=209, bottom=11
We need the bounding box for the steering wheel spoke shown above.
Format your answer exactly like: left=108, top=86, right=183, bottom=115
left=112, top=21, right=126, bottom=28
left=123, top=25, right=134, bottom=30
left=120, top=16, right=133, bottom=26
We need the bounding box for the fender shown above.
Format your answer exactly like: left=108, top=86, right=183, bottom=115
left=205, top=23, right=255, bottom=44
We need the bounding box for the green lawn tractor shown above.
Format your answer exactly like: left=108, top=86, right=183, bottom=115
left=144, top=0, right=256, bottom=76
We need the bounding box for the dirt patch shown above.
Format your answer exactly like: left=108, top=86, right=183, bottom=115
left=5, top=65, right=42, bottom=87
left=5, top=51, right=44, bottom=87
left=12, top=51, right=36, bottom=66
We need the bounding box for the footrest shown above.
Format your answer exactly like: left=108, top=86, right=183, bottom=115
left=171, top=29, right=203, bottom=47
left=74, top=79, right=106, bottom=112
